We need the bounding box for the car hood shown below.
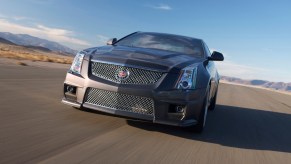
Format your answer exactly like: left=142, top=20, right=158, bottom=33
left=87, top=46, right=204, bottom=73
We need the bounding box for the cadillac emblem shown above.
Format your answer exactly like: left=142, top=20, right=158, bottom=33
left=115, top=69, right=129, bottom=81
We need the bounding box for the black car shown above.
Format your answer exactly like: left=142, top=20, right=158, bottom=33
left=62, top=32, right=224, bottom=132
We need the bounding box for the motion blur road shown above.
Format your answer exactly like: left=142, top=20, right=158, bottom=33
left=0, top=64, right=291, bottom=164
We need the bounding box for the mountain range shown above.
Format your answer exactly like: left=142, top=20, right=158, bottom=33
left=0, top=32, right=77, bottom=55
left=0, top=36, right=53, bottom=52
left=221, top=76, right=291, bottom=92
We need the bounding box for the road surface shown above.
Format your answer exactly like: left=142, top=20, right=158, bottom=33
left=0, top=64, right=291, bottom=164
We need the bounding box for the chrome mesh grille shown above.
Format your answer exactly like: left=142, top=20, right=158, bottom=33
left=85, top=88, right=154, bottom=115
left=91, top=62, right=163, bottom=85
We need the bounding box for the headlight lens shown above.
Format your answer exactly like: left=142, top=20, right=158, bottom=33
left=176, top=64, right=198, bottom=89
left=70, top=51, right=85, bottom=74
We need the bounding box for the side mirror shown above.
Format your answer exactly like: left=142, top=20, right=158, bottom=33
left=106, top=38, right=117, bottom=45
left=208, top=51, right=224, bottom=61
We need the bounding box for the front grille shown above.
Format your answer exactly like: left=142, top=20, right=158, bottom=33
left=85, top=88, right=154, bottom=115
left=91, top=62, right=163, bottom=85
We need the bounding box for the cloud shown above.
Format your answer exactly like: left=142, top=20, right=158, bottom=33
left=216, top=60, right=267, bottom=79
left=96, top=34, right=109, bottom=45
left=210, top=49, right=290, bottom=82
left=215, top=60, right=291, bottom=82
left=0, top=19, right=90, bottom=47
left=0, top=14, right=32, bottom=21
left=0, top=13, right=7, bottom=18
left=12, top=16, right=32, bottom=21
left=149, top=4, right=172, bottom=10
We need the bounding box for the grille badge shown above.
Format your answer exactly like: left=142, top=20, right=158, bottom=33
left=115, top=69, right=130, bottom=81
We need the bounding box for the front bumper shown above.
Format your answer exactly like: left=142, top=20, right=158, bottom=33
left=62, top=70, right=206, bottom=127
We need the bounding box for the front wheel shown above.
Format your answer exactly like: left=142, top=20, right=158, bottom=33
left=208, top=87, right=218, bottom=111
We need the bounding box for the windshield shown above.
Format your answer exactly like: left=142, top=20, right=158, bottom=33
left=115, top=33, right=204, bottom=57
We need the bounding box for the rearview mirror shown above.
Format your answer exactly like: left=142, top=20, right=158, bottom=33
left=208, top=51, right=224, bottom=61
left=106, top=38, right=117, bottom=45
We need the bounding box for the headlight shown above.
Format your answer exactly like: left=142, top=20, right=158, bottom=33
left=70, top=51, right=85, bottom=74
left=176, top=64, right=198, bottom=89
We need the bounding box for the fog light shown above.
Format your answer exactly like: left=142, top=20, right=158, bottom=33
left=65, top=84, right=76, bottom=94
left=67, top=86, right=74, bottom=93
left=176, top=106, right=185, bottom=113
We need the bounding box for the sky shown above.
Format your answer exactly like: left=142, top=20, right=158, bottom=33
left=0, top=0, right=290, bottom=82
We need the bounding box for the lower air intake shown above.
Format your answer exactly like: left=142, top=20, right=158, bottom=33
left=85, top=88, right=154, bottom=116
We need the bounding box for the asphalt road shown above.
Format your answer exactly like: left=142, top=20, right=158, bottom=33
left=0, top=64, right=291, bottom=164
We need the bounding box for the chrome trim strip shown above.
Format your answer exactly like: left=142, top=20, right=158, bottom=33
left=154, top=119, right=197, bottom=127
left=61, top=98, right=81, bottom=108
left=91, top=59, right=167, bottom=72
left=83, top=103, right=154, bottom=121
left=85, top=102, right=153, bottom=116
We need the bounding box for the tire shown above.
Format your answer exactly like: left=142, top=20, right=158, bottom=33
left=208, top=87, right=218, bottom=111
left=186, top=87, right=210, bottom=133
